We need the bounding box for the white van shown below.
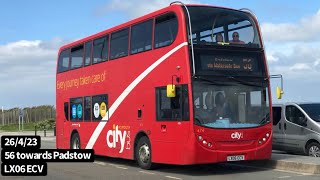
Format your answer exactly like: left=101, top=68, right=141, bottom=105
left=272, top=102, right=320, bottom=157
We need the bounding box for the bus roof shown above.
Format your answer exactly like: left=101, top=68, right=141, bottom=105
left=58, top=3, right=244, bottom=52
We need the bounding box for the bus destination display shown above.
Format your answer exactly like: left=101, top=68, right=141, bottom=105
left=199, top=55, right=259, bottom=73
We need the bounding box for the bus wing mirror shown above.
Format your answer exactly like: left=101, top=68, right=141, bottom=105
left=270, top=74, right=284, bottom=99
left=276, top=86, right=284, bottom=99
left=167, top=84, right=176, bottom=97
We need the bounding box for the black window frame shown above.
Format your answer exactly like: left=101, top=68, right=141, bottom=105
left=156, top=84, right=189, bottom=121
left=84, top=96, right=91, bottom=122
left=92, top=35, right=109, bottom=64
left=84, top=41, right=93, bottom=66
left=110, top=28, right=129, bottom=60
left=64, top=102, right=69, bottom=120
left=130, top=19, right=153, bottom=55
left=70, top=44, right=84, bottom=70
left=272, top=107, right=282, bottom=125
left=154, top=12, right=178, bottom=49
left=57, top=49, right=70, bottom=73
left=70, top=97, right=84, bottom=122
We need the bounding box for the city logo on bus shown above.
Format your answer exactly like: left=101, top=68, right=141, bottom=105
left=106, top=124, right=131, bottom=153
left=231, top=132, right=243, bottom=139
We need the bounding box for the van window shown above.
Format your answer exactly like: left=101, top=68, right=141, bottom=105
left=299, top=104, right=320, bottom=122
left=272, top=107, right=281, bottom=125
left=285, top=106, right=305, bottom=125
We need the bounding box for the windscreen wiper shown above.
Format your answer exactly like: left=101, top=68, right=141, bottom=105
left=227, top=76, right=264, bottom=87
left=194, top=76, right=226, bottom=86
left=260, top=113, right=270, bottom=124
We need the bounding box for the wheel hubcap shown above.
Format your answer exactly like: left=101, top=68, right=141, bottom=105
left=139, top=144, right=150, bottom=163
left=309, top=145, right=320, bottom=157
left=73, top=138, right=80, bottom=149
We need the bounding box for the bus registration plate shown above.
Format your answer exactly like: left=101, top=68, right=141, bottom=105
left=227, top=155, right=245, bottom=161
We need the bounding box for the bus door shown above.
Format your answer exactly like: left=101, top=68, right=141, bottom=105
left=63, top=102, right=70, bottom=148
left=56, top=101, right=70, bottom=148
left=155, top=85, right=190, bottom=142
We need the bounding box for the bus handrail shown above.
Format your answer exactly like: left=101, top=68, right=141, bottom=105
left=170, top=1, right=196, bottom=76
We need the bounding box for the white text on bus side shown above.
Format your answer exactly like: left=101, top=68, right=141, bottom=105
left=106, top=125, right=128, bottom=153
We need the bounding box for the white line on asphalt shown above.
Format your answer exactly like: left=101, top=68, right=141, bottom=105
left=139, top=171, right=155, bottom=175
left=296, top=174, right=312, bottom=177
left=106, top=163, right=128, bottom=169
left=273, top=169, right=312, bottom=176
left=165, top=176, right=182, bottom=180
left=226, top=163, right=313, bottom=176
left=108, top=163, right=118, bottom=166
left=278, top=176, right=291, bottom=179
left=94, top=161, right=107, bottom=166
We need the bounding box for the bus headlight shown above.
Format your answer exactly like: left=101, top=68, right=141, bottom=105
left=202, top=140, right=207, bottom=145
left=196, top=134, right=214, bottom=149
left=258, top=132, right=271, bottom=146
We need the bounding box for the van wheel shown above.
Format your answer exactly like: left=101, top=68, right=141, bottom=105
left=135, top=136, right=153, bottom=169
left=71, top=133, right=80, bottom=149
left=306, top=142, right=320, bottom=157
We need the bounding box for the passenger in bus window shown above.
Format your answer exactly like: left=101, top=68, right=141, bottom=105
left=201, top=93, right=216, bottom=123
left=215, top=33, right=224, bottom=42
left=230, top=32, right=245, bottom=44
left=214, top=92, right=232, bottom=119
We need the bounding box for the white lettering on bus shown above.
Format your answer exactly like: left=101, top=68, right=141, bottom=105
left=106, top=125, right=128, bottom=153
left=231, top=132, right=243, bottom=139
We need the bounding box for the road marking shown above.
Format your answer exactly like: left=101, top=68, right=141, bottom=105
left=139, top=171, right=155, bottom=175
left=106, top=163, right=128, bottom=169
left=165, top=176, right=182, bottom=180
left=278, top=176, right=291, bottom=179
left=108, top=163, right=120, bottom=167
left=273, top=169, right=312, bottom=175
left=226, top=163, right=313, bottom=176
left=94, top=161, right=107, bottom=166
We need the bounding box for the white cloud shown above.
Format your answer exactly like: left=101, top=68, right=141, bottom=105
left=261, top=9, right=320, bottom=42
left=266, top=41, right=320, bottom=83
left=95, top=0, right=200, bottom=19
left=289, top=63, right=311, bottom=71
left=267, top=53, right=279, bottom=63
left=314, top=59, right=320, bottom=66
left=0, top=38, right=70, bottom=108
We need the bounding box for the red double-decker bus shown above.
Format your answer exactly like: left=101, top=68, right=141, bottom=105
left=56, top=2, right=272, bottom=169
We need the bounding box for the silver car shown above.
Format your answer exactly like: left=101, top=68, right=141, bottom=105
left=272, top=102, right=320, bottom=157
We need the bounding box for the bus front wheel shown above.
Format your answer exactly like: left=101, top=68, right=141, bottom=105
left=136, top=136, right=153, bottom=169
left=70, top=133, right=80, bottom=149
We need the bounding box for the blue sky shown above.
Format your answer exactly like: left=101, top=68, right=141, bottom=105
left=0, top=0, right=320, bottom=109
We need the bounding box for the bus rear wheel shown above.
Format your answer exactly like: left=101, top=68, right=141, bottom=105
left=136, top=136, right=153, bottom=169
left=306, top=142, right=320, bottom=157
left=71, top=133, right=80, bottom=149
